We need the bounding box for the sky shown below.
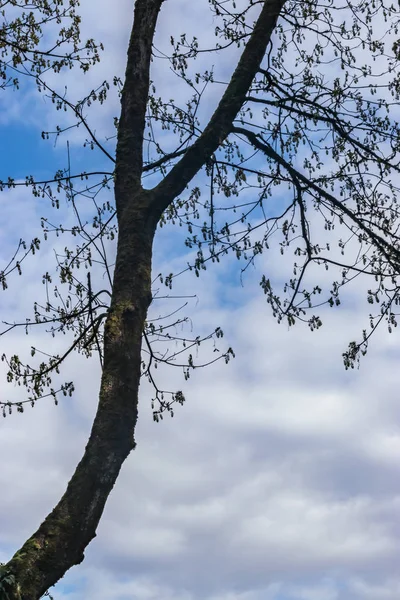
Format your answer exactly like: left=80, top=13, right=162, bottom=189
left=1, top=1, right=400, bottom=599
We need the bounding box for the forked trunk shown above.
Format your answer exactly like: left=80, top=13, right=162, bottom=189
left=0, top=0, right=286, bottom=596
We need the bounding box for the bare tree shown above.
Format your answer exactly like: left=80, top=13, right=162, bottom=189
left=1, top=0, right=400, bottom=597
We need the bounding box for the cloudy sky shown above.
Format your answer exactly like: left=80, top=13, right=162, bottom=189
left=1, top=1, right=400, bottom=599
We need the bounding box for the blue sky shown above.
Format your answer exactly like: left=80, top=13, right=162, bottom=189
left=1, top=1, right=400, bottom=599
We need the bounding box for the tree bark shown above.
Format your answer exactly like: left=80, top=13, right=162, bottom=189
left=1, top=1, right=286, bottom=597
left=3, top=193, right=156, bottom=600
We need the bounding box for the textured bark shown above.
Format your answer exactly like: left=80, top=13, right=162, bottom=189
left=2, top=196, right=156, bottom=600
left=115, top=0, right=164, bottom=204
left=1, top=1, right=286, bottom=598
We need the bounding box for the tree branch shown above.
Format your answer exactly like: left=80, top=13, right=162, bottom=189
left=115, top=0, right=164, bottom=210
left=232, top=125, right=400, bottom=272
left=151, top=0, right=287, bottom=214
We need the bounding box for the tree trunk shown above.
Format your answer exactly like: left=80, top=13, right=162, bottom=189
left=4, top=192, right=157, bottom=600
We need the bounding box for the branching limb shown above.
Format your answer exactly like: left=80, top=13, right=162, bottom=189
left=152, top=0, right=287, bottom=212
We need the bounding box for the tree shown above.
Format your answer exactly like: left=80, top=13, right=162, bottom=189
left=1, top=0, right=400, bottom=597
